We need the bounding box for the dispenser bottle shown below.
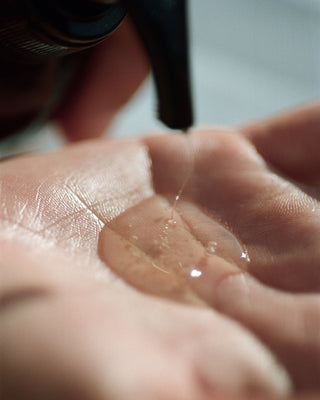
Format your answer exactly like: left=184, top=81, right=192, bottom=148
left=0, top=0, right=193, bottom=139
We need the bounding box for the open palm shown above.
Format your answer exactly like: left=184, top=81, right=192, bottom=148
left=1, top=104, right=320, bottom=400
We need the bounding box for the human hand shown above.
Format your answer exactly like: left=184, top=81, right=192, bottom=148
left=2, top=102, right=320, bottom=399
left=2, top=137, right=290, bottom=400
left=53, top=18, right=149, bottom=141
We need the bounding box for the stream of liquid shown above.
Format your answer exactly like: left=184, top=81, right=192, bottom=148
left=167, top=134, right=194, bottom=225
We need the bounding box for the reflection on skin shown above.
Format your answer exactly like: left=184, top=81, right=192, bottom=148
left=2, top=107, right=320, bottom=399
left=99, top=195, right=250, bottom=307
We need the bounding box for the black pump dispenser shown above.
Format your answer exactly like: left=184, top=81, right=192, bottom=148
left=0, top=0, right=193, bottom=136
left=128, top=0, right=193, bottom=130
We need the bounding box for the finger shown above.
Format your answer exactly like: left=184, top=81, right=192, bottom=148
left=1, top=250, right=292, bottom=399
left=144, top=130, right=320, bottom=293
left=53, top=18, right=149, bottom=141
left=240, top=102, right=320, bottom=183
left=215, top=273, right=320, bottom=392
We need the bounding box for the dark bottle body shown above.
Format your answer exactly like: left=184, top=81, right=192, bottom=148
left=0, top=0, right=127, bottom=138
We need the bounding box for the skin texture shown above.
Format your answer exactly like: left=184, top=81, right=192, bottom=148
left=1, top=103, right=320, bottom=399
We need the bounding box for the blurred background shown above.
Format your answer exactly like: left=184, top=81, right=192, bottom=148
left=113, top=0, right=320, bottom=135
left=1, top=0, right=320, bottom=155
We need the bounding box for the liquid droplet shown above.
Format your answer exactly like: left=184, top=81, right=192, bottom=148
left=190, top=268, right=202, bottom=278
left=240, top=250, right=250, bottom=263
left=206, top=241, right=218, bottom=254
left=166, top=218, right=177, bottom=226
left=205, top=235, right=250, bottom=266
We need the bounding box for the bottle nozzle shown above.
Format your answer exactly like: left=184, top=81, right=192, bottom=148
left=127, top=0, right=193, bottom=130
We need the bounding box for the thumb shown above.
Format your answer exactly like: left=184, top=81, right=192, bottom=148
left=240, top=102, right=320, bottom=182
left=53, top=18, right=149, bottom=141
